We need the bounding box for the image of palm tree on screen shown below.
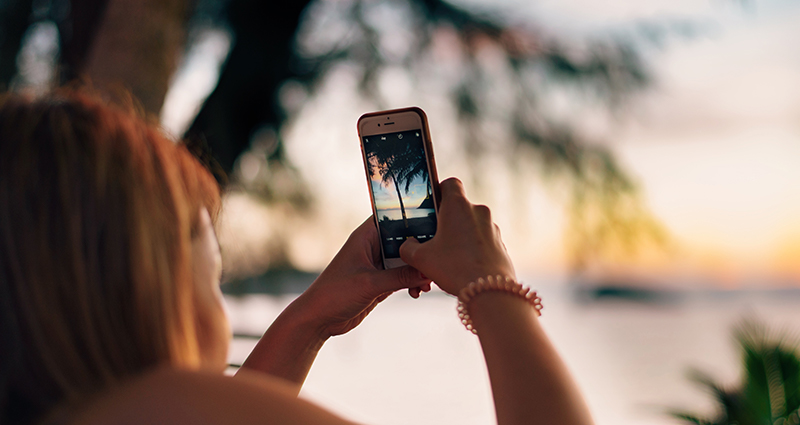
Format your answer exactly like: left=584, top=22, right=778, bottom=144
left=365, top=134, right=429, bottom=229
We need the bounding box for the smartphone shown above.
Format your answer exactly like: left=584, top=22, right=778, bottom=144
left=358, top=107, right=441, bottom=269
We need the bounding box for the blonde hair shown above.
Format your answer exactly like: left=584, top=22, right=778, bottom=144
left=0, top=89, right=221, bottom=424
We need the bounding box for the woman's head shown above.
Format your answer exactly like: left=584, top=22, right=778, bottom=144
left=0, top=89, right=227, bottom=423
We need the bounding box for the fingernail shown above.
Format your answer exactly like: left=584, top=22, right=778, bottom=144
left=418, top=271, right=428, bottom=280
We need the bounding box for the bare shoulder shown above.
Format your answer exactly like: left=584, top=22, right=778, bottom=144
left=71, top=367, right=358, bottom=425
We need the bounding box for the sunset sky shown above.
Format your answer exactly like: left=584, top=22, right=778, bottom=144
left=279, top=0, right=800, bottom=285
left=369, top=168, right=429, bottom=211
left=164, top=0, right=800, bottom=285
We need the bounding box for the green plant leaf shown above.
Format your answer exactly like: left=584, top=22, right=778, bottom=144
left=670, top=320, right=800, bottom=425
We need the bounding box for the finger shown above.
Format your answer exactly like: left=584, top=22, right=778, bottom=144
left=440, top=177, right=466, bottom=200
left=494, top=222, right=503, bottom=240
left=370, top=264, right=430, bottom=294
left=473, top=204, right=491, bottom=221
left=348, top=216, right=376, bottom=242
left=358, top=216, right=382, bottom=264
left=356, top=215, right=374, bottom=229
left=341, top=217, right=381, bottom=266
left=399, top=237, right=427, bottom=270
left=408, top=282, right=431, bottom=298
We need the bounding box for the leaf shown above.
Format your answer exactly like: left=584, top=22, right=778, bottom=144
left=684, top=369, right=739, bottom=424
left=670, top=321, right=800, bottom=425
left=668, top=410, right=717, bottom=425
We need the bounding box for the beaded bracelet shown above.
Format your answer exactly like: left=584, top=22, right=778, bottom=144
left=456, top=275, right=543, bottom=334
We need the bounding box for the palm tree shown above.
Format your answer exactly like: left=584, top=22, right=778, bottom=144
left=396, top=145, right=430, bottom=199
left=670, top=321, right=800, bottom=425
left=366, top=136, right=427, bottom=229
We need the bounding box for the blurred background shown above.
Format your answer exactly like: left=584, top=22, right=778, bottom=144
left=3, top=0, right=800, bottom=423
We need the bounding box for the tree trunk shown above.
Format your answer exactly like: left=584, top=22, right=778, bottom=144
left=392, top=172, right=409, bottom=229
left=81, top=0, right=189, bottom=115
left=58, top=0, right=111, bottom=83
left=186, top=0, right=314, bottom=176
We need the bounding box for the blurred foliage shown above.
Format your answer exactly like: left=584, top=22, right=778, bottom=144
left=284, top=0, right=668, bottom=270
left=670, top=321, right=800, bottom=425
left=0, top=0, right=676, bottom=271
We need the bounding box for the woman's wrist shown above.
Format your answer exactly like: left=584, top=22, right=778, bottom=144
left=455, top=275, right=541, bottom=335
left=237, top=291, right=327, bottom=389
left=466, top=290, right=542, bottom=336
left=448, top=267, right=517, bottom=295
left=284, top=289, right=332, bottom=346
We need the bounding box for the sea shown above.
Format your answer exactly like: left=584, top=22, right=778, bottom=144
left=224, top=283, right=800, bottom=425
left=375, top=207, right=435, bottom=221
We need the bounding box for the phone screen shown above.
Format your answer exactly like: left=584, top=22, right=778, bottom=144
left=363, top=129, right=437, bottom=259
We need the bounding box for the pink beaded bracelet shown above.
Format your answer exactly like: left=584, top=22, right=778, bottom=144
left=456, top=275, right=543, bottom=334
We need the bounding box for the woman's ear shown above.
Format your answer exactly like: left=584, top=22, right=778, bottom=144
left=191, top=208, right=229, bottom=371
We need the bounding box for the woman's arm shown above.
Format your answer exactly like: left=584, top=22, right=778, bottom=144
left=470, top=293, right=593, bottom=425
left=235, top=293, right=326, bottom=394
left=400, top=178, right=594, bottom=425
left=237, top=219, right=430, bottom=394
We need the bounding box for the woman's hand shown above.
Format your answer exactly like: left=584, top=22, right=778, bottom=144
left=296, top=218, right=432, bottom=339
left=239, top=218, right=430, bottom=390
left=399, top=178, right=516, bottom=296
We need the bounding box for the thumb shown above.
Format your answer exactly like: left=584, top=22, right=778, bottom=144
left=371, top=265, right=429, bottom=293
left=399, top=237, right=424, bottom=268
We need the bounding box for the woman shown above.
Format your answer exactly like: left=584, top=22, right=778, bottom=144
left=0, top=89, right=594, bottom=425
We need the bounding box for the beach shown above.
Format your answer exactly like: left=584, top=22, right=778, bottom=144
left=225, top=284, right=800, bottom=425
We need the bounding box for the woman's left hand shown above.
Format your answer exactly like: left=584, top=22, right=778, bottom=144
left=297, top=217, right=432, bottom=339
left=239, top=218, right=430, bottom=389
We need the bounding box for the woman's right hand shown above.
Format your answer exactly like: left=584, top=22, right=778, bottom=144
left=399, top=178, right=516, bottom=296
